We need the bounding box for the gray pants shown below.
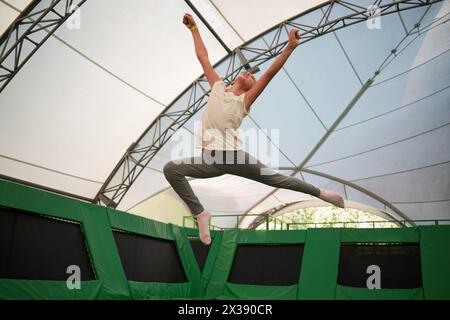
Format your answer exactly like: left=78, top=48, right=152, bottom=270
left=163, top=149, right=321, bottom=216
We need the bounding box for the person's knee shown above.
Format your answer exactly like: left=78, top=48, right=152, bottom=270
left=163, top=161, right=177, bottom=179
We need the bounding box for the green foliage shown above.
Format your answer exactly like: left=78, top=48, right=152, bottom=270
left=257, top=207, right=398, bottom=230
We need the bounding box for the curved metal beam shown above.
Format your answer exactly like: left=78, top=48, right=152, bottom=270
left=242, top=167, right=413, bottom=228
left=95, top=0, right=442, bottom=208
left=0, top=0, right=88, bottom=93
left=302, top=168, right=412, bottom=223
left=244, top=199, right=403, bottom=229
left=273, top=200, right=395, bottom=221
left=237, top=2, right=438, bottom=225
left=237, top=78, right=373, bottom=226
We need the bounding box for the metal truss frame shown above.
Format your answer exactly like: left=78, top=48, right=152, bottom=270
left=0, top=0, right=87, bottom=93
left=95, top=0, right=442, bottom=208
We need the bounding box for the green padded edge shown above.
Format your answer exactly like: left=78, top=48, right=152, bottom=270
left=211, top=229, right=307, bottom=300
left=420, top=225, right=450, bottom=299
left=172, top=225, right=203, bottom=298
left=0, top=179, right=131, bottom=299
left=218, top=283, right=298, bottom=300
left=341, top=227, right=419, bottom=243
left=238, top=229, right=307, bottom=244
left=183, top=226, right=219, bottom=239
left=0, top=178, right=84, bottom=222
left=205, top=229, right=239, bottom=299
left=106, top=209, right=205, bottom=299
left=2, top=179, right=450, bottom=300
left=335, top=285, right=424, bottom=300
left=107, top=207, right=174, bottom=240
left=298, top=228, right=341, bottom=300
left=0, top=280, right=103, bottom=300
left=128, top=282, right=191, bottom=300
left=81, top=204, right=130, bottom=299
left=0, top=179, right=197, bottom=299
left=200, top=231, right=224, bottom=290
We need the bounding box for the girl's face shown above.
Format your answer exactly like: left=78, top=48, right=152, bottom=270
left=234, top=71, right=256, bottom=91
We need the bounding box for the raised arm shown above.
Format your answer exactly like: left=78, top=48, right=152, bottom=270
left=183, top=13, right=220, bottom=87
left=244, top=29, right=300, bottom=111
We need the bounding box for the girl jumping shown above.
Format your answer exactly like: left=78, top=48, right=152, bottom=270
left=163, top=13, right=345, bottom=245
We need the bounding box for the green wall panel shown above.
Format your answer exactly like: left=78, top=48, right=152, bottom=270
left=0, top=179, right=449, bottom=300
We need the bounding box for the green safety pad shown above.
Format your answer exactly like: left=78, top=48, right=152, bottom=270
left=211, top=229, right=307, bottom=300
left=81, top=205, right=130, bottom=299
left=2, top=178, right=450, bottom=300
left=0, top=178, right=84, bottom=222
left=200, top=232, right=224, bottom=290
left=238, top=230, right=306, bottom=244
left=106, top=210, right=205, bottom=299
left=0, top=179, right=131, bottom=299
left=341, top=227, right=419, bottom=243
left=218, top=283, right=298, bottom=300
left=0, top=280, right=103, bottom=300
left=205, top=229, right=239, bottom=299
left=298, top=228, right=341, bottom=300
left=107, top=207, right=174, bottom=240
left=172, top=225, right=203, bottom=298
left=183, top=227, right=219, bottom=239
left=128, top=282, right=191, bottom=300
left=420, top=225, right=450, bottom=299
left=335, top=285, right=424, bottom=300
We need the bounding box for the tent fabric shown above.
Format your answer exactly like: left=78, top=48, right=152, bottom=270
left=0, top=0, right=449, bottom=228
left=0, top=0, right=33, bottom=35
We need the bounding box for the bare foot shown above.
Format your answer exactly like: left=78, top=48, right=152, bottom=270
left=196, top=210, right=211, bottom=245
left=318, top=189, right=345, bottom=208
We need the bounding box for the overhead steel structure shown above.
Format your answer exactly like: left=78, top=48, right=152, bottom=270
left=0, top=0, right=448, bottom=228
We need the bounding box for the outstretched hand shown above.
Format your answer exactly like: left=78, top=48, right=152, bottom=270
left=287, top=29, right=300, bottom=50
left=183, top=13, right=196, bottom=29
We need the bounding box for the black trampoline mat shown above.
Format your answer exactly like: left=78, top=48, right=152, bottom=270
left=0, top=206, right=95, bottom=281
left=228, top=244, right=304, bottom=286
left=113, top=231, right=187, bottom=283
left=338, top=243, right=422, bottom=289
left=190, top=239, right=210, bottom=272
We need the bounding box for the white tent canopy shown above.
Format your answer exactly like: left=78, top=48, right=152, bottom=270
left=0, top=0, right=449, bottom=228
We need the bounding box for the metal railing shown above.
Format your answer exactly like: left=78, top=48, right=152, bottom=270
left=182, top=214, right=450, bottom=231
left=183, top=213, right=275, bottom=231
left=286, top=219, right=450, bottom=230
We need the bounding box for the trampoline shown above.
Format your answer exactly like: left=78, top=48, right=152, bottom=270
left=0, top=178, right=449, bottom=300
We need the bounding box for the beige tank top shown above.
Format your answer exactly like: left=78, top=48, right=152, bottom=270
left=196, top=80, right=249, bottom=150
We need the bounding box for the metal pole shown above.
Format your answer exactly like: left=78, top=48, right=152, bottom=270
left=184, top=0, right=232, bottom=55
